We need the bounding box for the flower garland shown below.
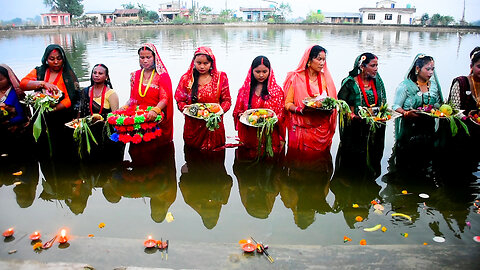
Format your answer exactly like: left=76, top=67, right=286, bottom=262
left=107, top=105, right=164, bottom=144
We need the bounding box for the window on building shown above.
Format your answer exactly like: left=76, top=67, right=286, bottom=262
left=368, top=14, right=375, bottom=20
left=247, top=14, right=252, bottom=20
left=385, top=14, right=392, bottom=20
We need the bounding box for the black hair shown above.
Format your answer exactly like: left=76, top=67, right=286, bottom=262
left=359, top=52, right=377, bottom=68
left=138, top=46, right=156, bottom=68
left=191, top=53, right=214, bottom=103
left=89, top=64, right=113, bottom=88
left=0, top=66, right=10, bottom=84
left=470, top=46, right=480, bottom=66
left=408, top=55, right=434, bottom=82
left=305, top=45, right=327, bottom=70
left=248, top=56, right=271, bottom=109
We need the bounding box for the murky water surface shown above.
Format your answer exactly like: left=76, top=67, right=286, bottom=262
left=1, top=26, right=479, bottom=250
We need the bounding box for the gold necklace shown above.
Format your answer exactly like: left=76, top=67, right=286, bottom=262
left=138, top=69, right=155, bottom=98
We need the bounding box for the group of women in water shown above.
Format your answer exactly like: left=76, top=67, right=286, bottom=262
left=0, top=43, right=479, bottom=162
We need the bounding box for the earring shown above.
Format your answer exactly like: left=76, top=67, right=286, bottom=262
left=415, top=70, right=419, bottom=75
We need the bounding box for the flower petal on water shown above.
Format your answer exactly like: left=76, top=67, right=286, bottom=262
left=98, top=222, right=105, bottom=228
left=433, top=236, right=445, bottom=243
left=165, top=212, right=174, bottom=223
left=33, top=242, right=42, bottom=250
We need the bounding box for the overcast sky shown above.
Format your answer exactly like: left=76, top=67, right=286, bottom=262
left=1, top=0, right=479, bottom=22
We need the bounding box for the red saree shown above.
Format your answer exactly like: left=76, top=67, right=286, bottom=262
left=233, top=64, right=285, bottom=157
left=283, top=45, right=337, bottom=151
left=175, top=47, right=232, bottom=150
left=129, top=43, right=173, bottom=145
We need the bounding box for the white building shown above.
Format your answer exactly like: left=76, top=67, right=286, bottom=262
left=158, top=1, right=190, bottom=21
left=239, top=7, right=275, bottom=22
left=359, top=0, right=416, bottom=25
left=85, top=10, right=115, bottom=24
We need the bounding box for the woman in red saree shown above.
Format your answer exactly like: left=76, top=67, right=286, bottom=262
left=233, top=55, right=285, bottom=159
left=175, top=46, right=231, bottom=150
left=127, top=43, right=173, bottom=146
left=283, top=45, right=337, bottom=151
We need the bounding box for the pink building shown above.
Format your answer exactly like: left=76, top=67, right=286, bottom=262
left=41, top=8, right=71, bottom=26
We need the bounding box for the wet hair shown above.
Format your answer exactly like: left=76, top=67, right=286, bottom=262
left=408, top=55, right=434, bottom=82
left=191, top=53, right=214, bottom=103
left=470, top=47, right=480, bottom=66
left=0, top=66, right=10, bottom=84
left=248, top=56, right=271, bottom=109
left=305, top=45, right=327, bottom=70
left=358, top=52, right=377, bottom=68
left=89, top=64, right=113, bottom=88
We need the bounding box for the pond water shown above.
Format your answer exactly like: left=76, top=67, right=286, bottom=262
left=0, top=26, right=479, bottom=253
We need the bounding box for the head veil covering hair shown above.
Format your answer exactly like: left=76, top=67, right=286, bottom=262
left=36, top=44, right=80, bottom=104
left=238, top=55, right=282, bottom=108
left=137, top=43, right=173, bottom=143
left=139, top=43, right=169, bottom=76
left=283, top=45, right=337, bottom=104
left=0, top=64, right=24, bottom=100
left=392, top=53, right=443, bottom=111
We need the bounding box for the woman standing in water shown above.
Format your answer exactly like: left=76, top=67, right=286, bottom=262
left=175, top=46, right=231, bottom=150
left=283, top=45, right=337, bottom=152
left=233, top=56, right=285, bottom=159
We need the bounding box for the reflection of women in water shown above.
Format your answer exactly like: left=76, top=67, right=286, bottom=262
left=175, top=47, right=232, bottom=150
left=330, top=146, right=382, bottom=229
left=20, top=44, right=81, bottom=158
left=102, top=142, right=177, bottom=223
left=278, top=149, right=333, bottom=229
left=232, top=56, right=285, bottom=158
left=233, top=149, right=280, bottom=219
left=79, top=64, right=123, bottom=162
left=127, top=43, right=173, bottom=146
left=0, top=64, right=30, bottom=156
left=283, top=45, right=337, bottom=151
left=338, top=53, right=387, bottom=170
left=179, top=148, right=233, bottom=229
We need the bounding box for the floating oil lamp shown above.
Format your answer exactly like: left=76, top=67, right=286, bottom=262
left=3, top=228, right=14, bottom=237
left=57, top=229, right=68, bottom=244
left=241, top=239, right=256, bottom=253
left=29, top=231, right=41, bottom=241
left=144, top=235, right=156, bottom=248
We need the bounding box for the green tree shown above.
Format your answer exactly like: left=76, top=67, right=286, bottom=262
left=274, top=2, right=292, bottom=22
left=200, top=6, right=212, bottom=14
left=219, top=9, right=235, bottom=22
left=430, top=14, right=442, bottom=25
left=147, top=11, right=159, bottom=22
left=122, top=3, right=135, bottom=9
left=305, top=11, right=324, bottom=23
left=440, top=15, right=455, bottom=25
left=420, top=13, right=429, bottom=25
left=43, top=0, right=84, bottom=17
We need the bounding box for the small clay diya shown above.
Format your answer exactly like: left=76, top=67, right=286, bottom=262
left=3, top=228, right=14, bottom=237
left=29, top=231, right=41, bottom=241
left=144, top=236, right=156, bottom=248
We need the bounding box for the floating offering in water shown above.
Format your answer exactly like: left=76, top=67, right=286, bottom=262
left=3, top=228, right=14, bottom=237
left=374, top=204, right=384, bottom=211
left=382, top=226, right=387, bottom=232
left=29, top=231, right=41, bottom=241
left=33, top=242, right=42, bottom=250
left=391, top=213, right=412, bottom=221
left=242, top=242, right=256, bottom=253
left=12, top=171, right=22, bottom=176
left=401, top=233, right=409, bottom=238
left=58, top=229, right=69, bottom=244
left=473, top=236, right=480, bottom=243
left=343, top=236, right=352, bottom=243
left=359, top=239, right=367, bottom=245
left=364, top=224, right=382, bottom=232
left=355, top=216, right=363, bottom=222
left=419, top=193, right=429, bottom=199
left=401, top=190, right=408, bottom=194
left=144, top=235, right=156, bottom=248
left=98, top=222, right=105, bottom=228
left=165, top=212, right=174, bottom=223
left=433, top=236, right=445, bottom=243
left=352, top=204, right=359, bottom=208
left=466, top=221, right=471, bottom=228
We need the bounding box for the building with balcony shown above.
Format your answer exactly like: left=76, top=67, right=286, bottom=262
left=359, top=0, right=416, bottom=25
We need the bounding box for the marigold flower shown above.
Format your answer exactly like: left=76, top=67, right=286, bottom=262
left=401, top=233, right=409, bottom=238
left=33, top=242, right=42, bottom=250
left=423, top=242, right=428, bottom=245
left=402, top=190, right=408, bottom=194
left=343, top=236, right=352, bottom=243
left=355, top=216, right=363, bottom=222
left=359, top=239, right=367, bottom=245
left=88, top=234, right=94, bottom=238
left=352, top=204, right=359, bottom=208
left=370, top=200, right=377, bottom=205
left=98, top=222, right=105, bottom=228
left=381, top=226, right=387, bottom=232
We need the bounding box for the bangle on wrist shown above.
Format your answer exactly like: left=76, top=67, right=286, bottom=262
left=151, top=107, right=161, bottom=114
left=295, top=107, right=302, bottom=114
